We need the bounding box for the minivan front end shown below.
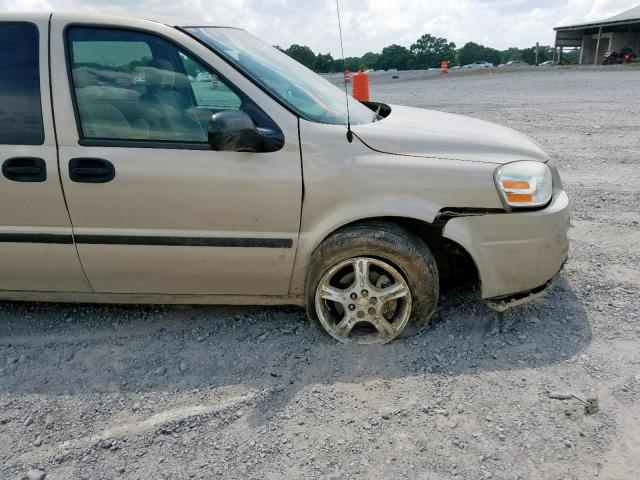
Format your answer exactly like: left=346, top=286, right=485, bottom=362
left=442, top=184, right=570, bottom=309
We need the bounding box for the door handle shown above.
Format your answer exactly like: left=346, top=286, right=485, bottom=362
left=69, top=158, right=115, bottom=183
left=2, top=157, right=47, bottom=182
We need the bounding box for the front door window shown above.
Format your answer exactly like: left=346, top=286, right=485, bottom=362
left=67, top=27, right=243, bottom=143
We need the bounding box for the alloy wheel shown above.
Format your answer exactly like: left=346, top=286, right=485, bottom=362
left=314, top=257, right=412, bottom=345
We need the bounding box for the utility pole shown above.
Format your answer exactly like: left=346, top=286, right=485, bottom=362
left=535, top=42, right=539, bottom=66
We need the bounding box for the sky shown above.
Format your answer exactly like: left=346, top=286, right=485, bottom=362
left=3, top=0, right=640, bottom=56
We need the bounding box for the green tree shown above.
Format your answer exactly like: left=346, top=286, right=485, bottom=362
left=315, top=53, right=335, bottom=73
left=332, top=58, right=345, bottom=72
left=560, top=48, right=580, bottom=64
left=520, top=47, right=535, bottom=65
left=344, top=56, right=363, bottom=72
left=458, top=42, right=501, bottom=66
left=520, top=45, right=553, bottom=65
left=501, top=47, right=522, bottom=63
left=377, top=44, right=412, bottom=70
left=284, top=44, right=317, bottom=70
left=361, top=51, right=380, bottom=70
left=410, top=34, right=457, bottom=68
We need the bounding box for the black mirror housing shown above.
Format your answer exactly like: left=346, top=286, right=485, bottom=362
left=208, top=111, right=261, bottom=152
left=207, top=111, right=283, bottom=153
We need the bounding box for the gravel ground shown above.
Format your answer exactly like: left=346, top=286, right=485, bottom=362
left=1, top=67, right=639, bottom=480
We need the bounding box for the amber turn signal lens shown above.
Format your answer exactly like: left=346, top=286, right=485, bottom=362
left=506, top=192, right=534, bottom=203
left=501, top=179, right=530, bottom=189
left=495, top=161, right=553, bottom=208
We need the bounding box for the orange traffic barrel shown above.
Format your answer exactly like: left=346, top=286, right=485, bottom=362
left=343, top=70, right=351, bottom=83
left=352, top=71, right=369, bottom=101
left=441, top=60, right=448, bottom=74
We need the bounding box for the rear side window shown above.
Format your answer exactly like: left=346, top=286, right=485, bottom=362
left=0, top=22, right=44, bottom=145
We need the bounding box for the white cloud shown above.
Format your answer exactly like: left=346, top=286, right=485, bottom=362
left=2, top=0, right=52, bottom=9
left=1, top=0, right=638, bottom=55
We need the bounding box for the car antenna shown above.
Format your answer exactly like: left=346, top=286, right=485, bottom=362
left=335, top=0, right=353, bottom=143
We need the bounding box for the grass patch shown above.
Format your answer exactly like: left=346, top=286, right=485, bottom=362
left=584, top=397, right=599, bottom=415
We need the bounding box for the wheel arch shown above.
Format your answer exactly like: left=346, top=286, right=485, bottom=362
left=290, top=211, right=480, bottom=296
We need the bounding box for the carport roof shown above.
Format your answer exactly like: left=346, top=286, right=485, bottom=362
left=555, top=5, right=640, bottom=31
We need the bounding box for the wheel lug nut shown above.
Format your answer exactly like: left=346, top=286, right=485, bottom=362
left=357, top=311, right=365, bottom=319
left=368, top=307, right=376, bottom=316
left=361, top=289, right=369, bottom=297
left=370, top=297, right=378, bottom=305
left=348, top=304, right=356, bottom=311
left=350, top=292, right=358, bottom=300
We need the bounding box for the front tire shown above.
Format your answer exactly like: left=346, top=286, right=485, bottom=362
left=305, top=222, right=439, bottom=345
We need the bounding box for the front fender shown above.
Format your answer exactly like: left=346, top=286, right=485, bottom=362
left=289, top=119, right=504, bottom=296
left=289, top=196, right=442, bottom=294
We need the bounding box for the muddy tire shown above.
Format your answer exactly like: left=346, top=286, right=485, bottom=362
left=305, top=221, right=439, bottom=344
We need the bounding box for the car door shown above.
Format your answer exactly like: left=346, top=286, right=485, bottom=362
left=0, top=16, right=91, bottom=292
left=49, top=15, right=302, bottom=296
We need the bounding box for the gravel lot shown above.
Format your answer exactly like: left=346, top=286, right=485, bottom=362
left=2, top=67, right=639, bottom=480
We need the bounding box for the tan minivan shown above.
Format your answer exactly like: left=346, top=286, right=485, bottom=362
left=0, top=13, right=569, bottom=344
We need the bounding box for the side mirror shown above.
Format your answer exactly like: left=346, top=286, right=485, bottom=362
left=208, top=110, right=284, bottom=153
left=208, top=111, right=262, bottom=152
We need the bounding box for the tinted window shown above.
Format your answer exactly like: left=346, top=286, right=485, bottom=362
left=67, top=27, right=244, bottom=143
left=178, top=52, right=241, bottom=111
left=0, top=22, right=44, bottom=145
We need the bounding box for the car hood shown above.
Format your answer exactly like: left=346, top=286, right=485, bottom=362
left=352, top=104, right=548, bottom=165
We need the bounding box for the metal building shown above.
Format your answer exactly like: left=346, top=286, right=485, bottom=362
left=553, top=5, right=640, bottom=64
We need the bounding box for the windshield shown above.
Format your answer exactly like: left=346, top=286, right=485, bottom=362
left=185, top=27, right=376, bottom=125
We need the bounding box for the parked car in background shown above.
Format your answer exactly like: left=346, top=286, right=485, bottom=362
left=0, top=12, right=570, bottom=345
left=539, top=60, right=554, bottom=66
left=463, top=60, right=494, bottom=69
left=500, top=60, right=530, bottom=67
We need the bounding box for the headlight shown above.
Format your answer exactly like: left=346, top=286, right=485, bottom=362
left=494, top=161, right=552, bottom=209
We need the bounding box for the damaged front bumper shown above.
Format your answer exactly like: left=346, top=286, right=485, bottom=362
left=485, top=262, right=564, bottom=312
left=442, top=189, right=570, bottom=304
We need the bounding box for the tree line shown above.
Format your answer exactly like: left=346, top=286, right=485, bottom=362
left=277, top=34, right=561, bottom=73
